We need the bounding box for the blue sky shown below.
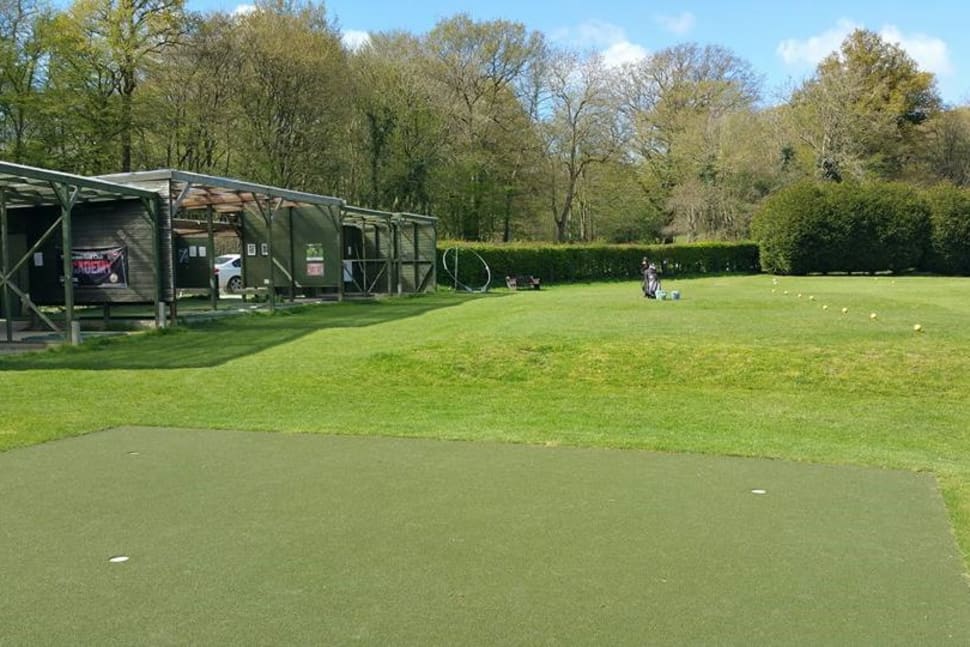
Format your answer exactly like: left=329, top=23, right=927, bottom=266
left=193, top=0, right=969, bottom=106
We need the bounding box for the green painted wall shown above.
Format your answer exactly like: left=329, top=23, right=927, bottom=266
left=241, top=204, right=342, bottom=294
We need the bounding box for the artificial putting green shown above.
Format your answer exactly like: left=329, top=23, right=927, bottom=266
left=2, top=427, right=968, bottom=645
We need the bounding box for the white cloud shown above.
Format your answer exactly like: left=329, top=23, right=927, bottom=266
left=564, top=20, right=626, bottom=48
left=231, top=4, right=256, bottom=16
left=341, top=30, right=372, bottom=52
left=553, top=20, right=648, bottom=69
left=879, top=26, right=953, bottom=77
left=655, top=12, right=695, bottom=35
left=777, top=19, right=953, bottom=77
left=777, top=18, right=858, bottom=66
left=602, top=41, right=649, bottom=68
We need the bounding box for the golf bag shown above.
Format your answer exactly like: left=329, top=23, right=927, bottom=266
left=643, top=264, right=660, bottom=299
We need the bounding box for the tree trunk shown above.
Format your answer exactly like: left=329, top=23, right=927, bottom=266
left=120, top=65, right=135, bottom=172
left=503, top=189, right=513, bottom=242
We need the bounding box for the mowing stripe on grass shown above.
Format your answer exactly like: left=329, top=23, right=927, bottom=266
left=1, top=426, right=969, bottom=645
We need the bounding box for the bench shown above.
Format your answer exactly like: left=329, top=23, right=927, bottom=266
left=505, top=275, right=541, bottom=291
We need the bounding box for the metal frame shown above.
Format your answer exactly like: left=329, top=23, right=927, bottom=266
left=341, top=205, right=394, bottom=297
left=0, top=161, right=161, bottom=344
left=340, top=207, right=437, bottom=297
left=394, top=212, right=438, bottom=294
left=99, top=169, right=344, bottom=211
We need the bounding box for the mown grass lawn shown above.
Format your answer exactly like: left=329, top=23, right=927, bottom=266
left=2, top=274, right=970, bottom=568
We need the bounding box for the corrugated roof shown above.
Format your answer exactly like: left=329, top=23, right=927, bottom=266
left=96, top=169, right=345, bottom=212
left=0, top=161, right=159, bottom=207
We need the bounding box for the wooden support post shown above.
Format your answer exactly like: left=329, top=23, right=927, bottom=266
left=395, top=221, right=403, bottom=296
left=61, top=205, right=74, bottom=343
left=140, top=195, right=163, bottom=330
left=266, top=204, right=275, bottom=313
left=257, top=198, right=282, bottom=313
left=1, top=188, right=12, bottom=342
left=411, top=222, right=420, bottom=293
left=337, top=207, right=345, bottom=302
left=51, top=182, right=79, bottom=345
left=207, top=206, right=217, bottom=310
left=288, top=207, right=295, bottom=302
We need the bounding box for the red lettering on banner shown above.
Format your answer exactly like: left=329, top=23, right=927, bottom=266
left=74, top=260, right=112, bottom=272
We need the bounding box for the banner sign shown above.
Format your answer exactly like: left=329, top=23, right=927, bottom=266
left=306, top=243, right=324, bottom=277
left=306, top=262, right=324, bottom=276
left=59, top=246, right=129, bottom=288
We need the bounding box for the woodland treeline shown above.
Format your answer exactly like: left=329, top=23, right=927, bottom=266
left=2, top=0, right=968, bottom=242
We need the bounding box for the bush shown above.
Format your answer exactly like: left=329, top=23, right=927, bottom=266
left=752, top=181, right=930, bottom=275
left=437, top=242, right=760, bottom=288
left=751, top=182, right=831, bottom=274
left=838, top=182, right=930, bottom=273
left=925, top=184, right=970, bottom=275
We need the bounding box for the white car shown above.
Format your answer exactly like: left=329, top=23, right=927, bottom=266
left=213, top=254, right=242, bottom=294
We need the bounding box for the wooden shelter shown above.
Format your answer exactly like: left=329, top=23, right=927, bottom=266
left=99, top=170, right=438, bottom=305
left=1, top=164, right=437, bottom=346
left=0, top=161, right=161, bottom=344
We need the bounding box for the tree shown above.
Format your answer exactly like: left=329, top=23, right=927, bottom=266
left=424, top=14, right=545, bottom=240
left=231, top=0, right=350, bottom=192
left=788, top=29, right=941, bottom=181
left=40, top=8, right=124, bottom=172
left=573, top=159, right=665, bottom=243
left=914, top=107, right=970, bottom=186
left=349, top=35, right=400, bottom=209
left=66, top=0, right=185, bottom=171
left=0, top=0, right=49, bottom=164
left=140, top=12, right=241, bottom=173
left=346, top=31, right=447, bottom=213
left=541, top=50, right=623, bottom=242
left=619, top=43, right=762, bottom=239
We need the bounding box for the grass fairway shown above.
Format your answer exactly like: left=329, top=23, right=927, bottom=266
left=1, top=275, right=970, bottom=640
left=2, top=426, right=969, bottom=645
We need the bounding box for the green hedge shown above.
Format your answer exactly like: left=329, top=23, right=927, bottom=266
left=925, top=184, right=970, bottom=275
left=436, top=182, right=970, bottom=284
left=750, top=182, right=830, bottom=275
left=437, top=242, right=760, bottom=288
left=752, top=181, right=933, bottom=275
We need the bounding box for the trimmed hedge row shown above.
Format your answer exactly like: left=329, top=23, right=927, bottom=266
left=925, top=185, right=970, bottom=275
left=752, top=181, right=970, bottom=275
left=437, top=242, right=760, bottom=287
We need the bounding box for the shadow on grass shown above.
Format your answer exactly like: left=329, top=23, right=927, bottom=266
left=0, top=293, right=492, bottom=371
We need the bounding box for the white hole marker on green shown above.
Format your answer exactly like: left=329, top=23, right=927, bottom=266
left=751, top=489, right=767, bottom=495
left=108, top=555, right=129, bottom=563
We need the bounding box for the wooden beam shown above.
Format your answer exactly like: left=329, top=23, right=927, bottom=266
left=1, top=188, right=12, bottom=342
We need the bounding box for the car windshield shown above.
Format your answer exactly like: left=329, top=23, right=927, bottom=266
left=214, top=255, right=236, bottom=264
